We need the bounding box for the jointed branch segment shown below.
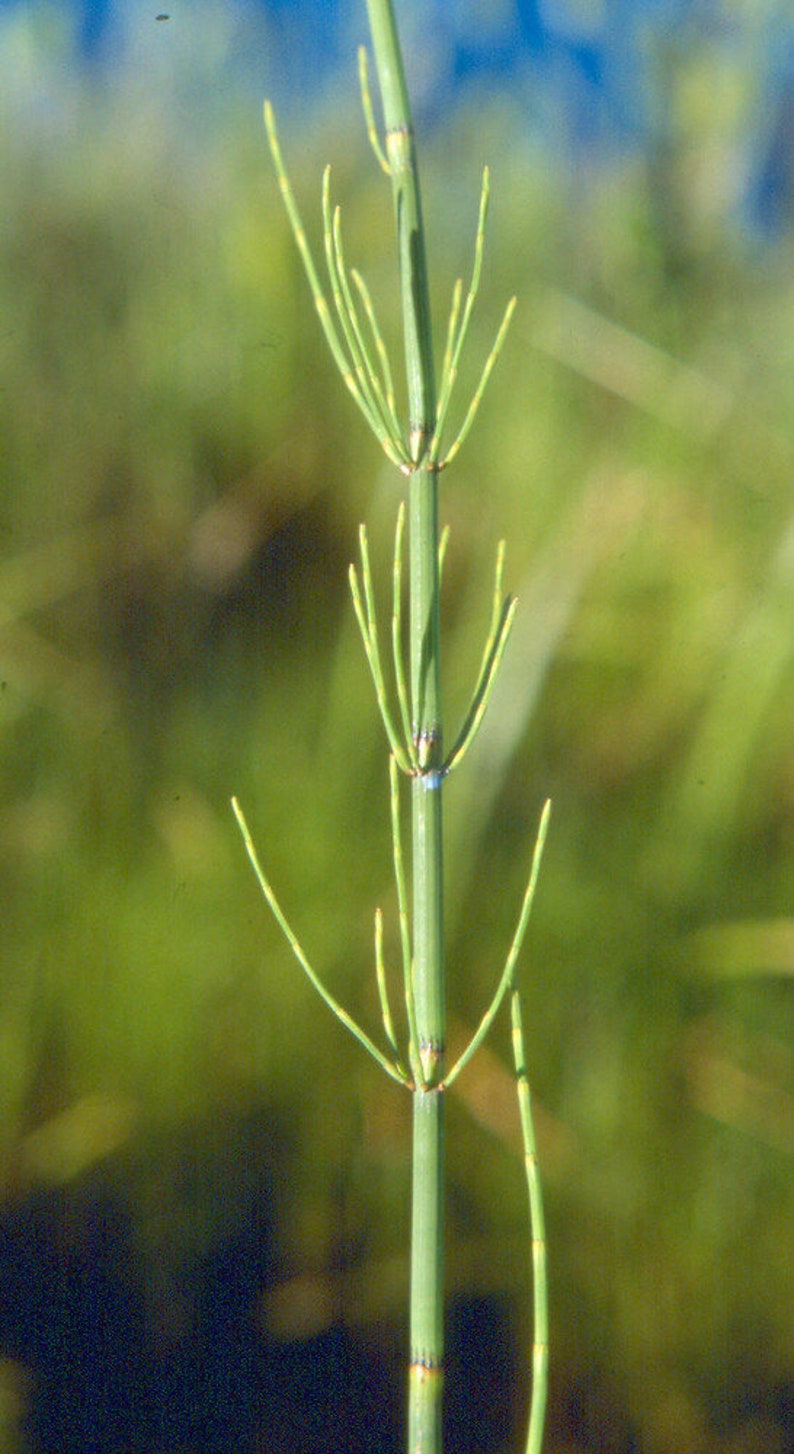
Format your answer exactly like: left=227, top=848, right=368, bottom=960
left=233, top=777, right=550, bottom=1098
left=443, top=542, right=518, bottom=775
left=235, top=767, right=549, bottom=1444
left=390, top=754, right=423, bottom=1086
left=444, top=801, right=551, bottom=1089
left=232, top=796, right=410, bottom=1087
left=511, top=985, right=549, bottom=1454
left=264, top=72, right=515, bottom=475
left=349, top=517, right=416, bottom=774
left=429, top=168, right=517, bottom=469
left=349, top=509, right=520, bottom=783
left=359, top=45, right=391, bottom=176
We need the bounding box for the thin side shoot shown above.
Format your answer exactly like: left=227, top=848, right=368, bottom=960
left=232, top=797, right=409, bottom=1086
left=439, top=295, right=517, bottom=470
left=511, top=985, right=548, bottom=1454
left=324, top=181, right=401, bottom=453
left=444, top=543, right=517, bottom=776
left=390, top=754, right=422, bottom=1086
left=444, top=799, right=551, bottom=1089
left=430, top=170, right=491, bottom=463
left=349, top=527, right=413, bottom=773
left=375, top=905, right=409, bottom=1077
left=358, top=45, right=391, bottom=175
left=391, top=502, right=416, bottom=767
left=264, top=104, right=361, bottom=404
left=265, top=99, right=409, bottom=471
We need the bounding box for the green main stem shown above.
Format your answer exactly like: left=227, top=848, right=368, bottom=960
left=365, top=2, right=445, bottom=1451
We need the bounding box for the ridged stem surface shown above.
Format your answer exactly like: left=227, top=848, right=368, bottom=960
left=365, top=3, right=445, bottom=1451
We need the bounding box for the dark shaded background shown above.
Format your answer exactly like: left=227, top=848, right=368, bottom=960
left=0, top=2, right=793, bottom=1451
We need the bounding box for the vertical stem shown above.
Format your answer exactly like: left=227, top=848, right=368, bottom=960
left=365, top=3, right=444, bottom=1452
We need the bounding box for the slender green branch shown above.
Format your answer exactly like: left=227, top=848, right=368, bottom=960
left=390, top=754, right=423, bottom=1086
left=232, top=797, right=409, bottom=1087
left=444, top=595, right=518, bottom=775
left=264, top=100, right=410, bottom=470
left=438, top=295, right=517, bottom=470
left=438, top=524, right=451, bottom=582
left=349, top=527, right=413, bottom=773
left=444, top=800, right=551, bottom=1089
left=430, top=168, right=490, bottom=464
left=489, top=540, right=509, bottom=641
left=427, top=168, right=516, bottom=471
left=351, top=267, right=403, bottom=439
left=511, top=986, right=548, bottom=1454
left=375, top=905, right=410, bottom=1078
left=264, top=104, right=361, bottom=398
left=358, top=44, right=391, bottom=175
left=444, top=541, right=517, bottom=774
left=323, top=175, right=383, bottom=416
left=391, top=502, right=417, bottom=769
left=437, top=278, right=463, bottom=432
left=324, top=176, right=403, bottom=451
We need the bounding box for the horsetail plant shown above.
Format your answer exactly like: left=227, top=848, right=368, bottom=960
left=233, top=1, right=551, bottom=1451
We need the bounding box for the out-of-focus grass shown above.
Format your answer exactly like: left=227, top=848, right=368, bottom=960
left=1, top=6, right=794, bottom=1452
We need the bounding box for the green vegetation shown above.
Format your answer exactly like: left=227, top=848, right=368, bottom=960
left=245, top=4, right=550, bottom=1448
left=1, top=6, right=793, bottom=1452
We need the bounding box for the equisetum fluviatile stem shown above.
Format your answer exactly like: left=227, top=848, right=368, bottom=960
left=236, top=4, right=551, bottom=1450
left=362, top=6, right=446, bottom=1447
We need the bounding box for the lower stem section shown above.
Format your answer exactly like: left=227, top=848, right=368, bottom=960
left=408, top=1086, right=445, bottom=1454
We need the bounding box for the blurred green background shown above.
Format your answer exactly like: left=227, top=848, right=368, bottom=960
left=1, top=4, right=793, bottom=1453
